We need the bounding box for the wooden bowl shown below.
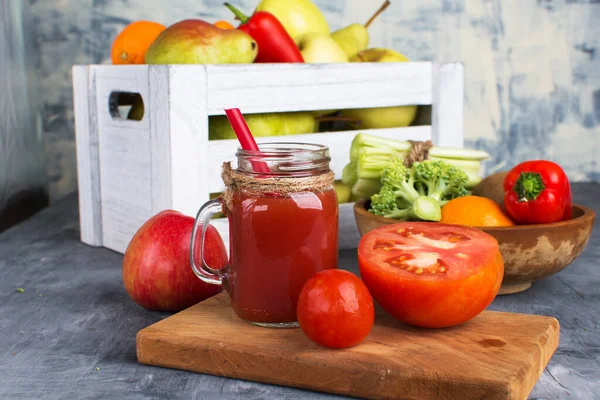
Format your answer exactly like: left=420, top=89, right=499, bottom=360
left=353, top=199, right=596, bottom=295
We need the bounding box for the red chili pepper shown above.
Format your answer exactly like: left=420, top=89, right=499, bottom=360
left=503, top=160, right=572, bottom=225
left=224, top=3, right=304, bottom=63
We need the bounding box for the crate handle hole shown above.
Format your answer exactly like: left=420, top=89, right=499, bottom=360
left=108, top=91, right=144, bottom=121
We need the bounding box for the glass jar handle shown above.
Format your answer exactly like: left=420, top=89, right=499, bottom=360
left=190, top=197, right=227, bottom=286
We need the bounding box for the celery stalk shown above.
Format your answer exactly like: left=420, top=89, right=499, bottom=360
left=428, top=157, right=481, bottom=172
left=350, top=133, right=489, bottom=162
left=350, top=133, right=412, bottom=161
left=429, top=146, right=489, bottom=161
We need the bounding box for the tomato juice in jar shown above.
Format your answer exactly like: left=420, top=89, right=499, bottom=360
left=191, top=143, right=339, bottom=328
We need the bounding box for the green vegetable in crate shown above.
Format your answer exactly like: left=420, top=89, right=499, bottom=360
left=209, top=112, right=317, bottom=140
left=339, top=49, right=418, bottom=129
left=369, top=159, right=469, bottom=221
left=343, top=133, right=489, bottom=198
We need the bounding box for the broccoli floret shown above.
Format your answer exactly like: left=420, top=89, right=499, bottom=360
left=380, top=159, right=421, bottom=204
left=371, top=186, right=442, bottom=221
left=368, top=159, right=470, bottom=221
left=412, top=160, right=470, bottom=205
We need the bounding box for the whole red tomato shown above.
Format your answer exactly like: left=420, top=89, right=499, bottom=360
left=122, top=210, right=228, bottom=311
left=297, top=269, right=374, bottom=349
left=503, top=160, right=572, bottom=224
left=358, top=222, right=504, bottom=329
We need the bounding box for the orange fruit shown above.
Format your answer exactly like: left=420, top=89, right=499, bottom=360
left=111, top=20, right=166, bottom=65
left=215, top=20, right=235, bottom=30
left=440, top=196, right=515, bottom=227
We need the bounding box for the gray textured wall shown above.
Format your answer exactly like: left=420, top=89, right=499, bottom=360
left=29, top=0, right=600, bottom=202
left=1, top=1, right=46, bottom=209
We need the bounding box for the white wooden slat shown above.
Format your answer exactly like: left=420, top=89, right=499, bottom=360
left=431, top=63, right=464, bottom=148
left=100, top=198, right=153, bottom=254
left=148, top=66, right=173, bottom=215
left=72, top=65, right=102, bottom=247
left=94, top=65, right=154, bottom=251
left=205, top=126, right=432, bottom=193
left=97, top=126, right=153, bottom=252
left=167, top=65, right=210, bottom=218
left=93, top=65, right=151, bottom=130
left=204, top=62, right=433, bottom=115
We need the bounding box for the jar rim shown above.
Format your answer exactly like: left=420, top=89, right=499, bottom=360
left=235, top=142, right=329, bottom=157
left=235, top=142, right=331, bottom=176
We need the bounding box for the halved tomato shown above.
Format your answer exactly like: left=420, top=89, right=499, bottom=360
left=357, top=222, right=504, bottom=328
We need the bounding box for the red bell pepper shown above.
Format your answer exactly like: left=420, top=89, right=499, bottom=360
left=224, top=3, right=304, bottom=63
left=503, top=160, right=572, bottom=225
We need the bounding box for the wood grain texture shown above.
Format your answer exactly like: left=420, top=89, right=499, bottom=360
left=432, top=63, right=465, bottom=149
left=203, top=62, right=433, bottom=115
left=72, top=66, right=103, bottom=246
left=167, top=65, right=211, bottom=217
left=137, top=293, right=560, bottom=400
left=148, top=65, right=173, bottom=216
left=94, top=66, right=153, bottom=253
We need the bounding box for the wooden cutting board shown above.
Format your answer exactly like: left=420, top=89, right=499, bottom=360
left=136, top=293, right=559, bottom=400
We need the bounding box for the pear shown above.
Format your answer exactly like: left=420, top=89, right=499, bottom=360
left=127, top=94, right=144, bottom=120
left=255, top=0, right=330, bottom=44
left=350, top=47, right=409, bottom=63
left=209, top=112, right=317, bottom=140
left=333, top=181, right=352, bottom=204
left=340, top=48, right=418, bottom=129
left=297, top=33, right=348, bottom=63
left=331, top=1, right=391, bottom=59
left=145, top=19, right=258, bottom=64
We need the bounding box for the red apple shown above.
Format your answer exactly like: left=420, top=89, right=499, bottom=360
left=122, top=210, right=227, bottom=311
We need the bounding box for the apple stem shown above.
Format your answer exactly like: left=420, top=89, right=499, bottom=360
left=365, top=0, right=391, bottom=29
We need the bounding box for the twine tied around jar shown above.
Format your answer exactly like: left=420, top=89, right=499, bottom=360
left=403, top=140, right=434, bottom=167
left=221, top=162, right=336, bottom=211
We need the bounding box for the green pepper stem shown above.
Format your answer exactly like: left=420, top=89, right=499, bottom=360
left=514, top=172, right=545, bottom=202
left=224, top=3, right=249, bottom=24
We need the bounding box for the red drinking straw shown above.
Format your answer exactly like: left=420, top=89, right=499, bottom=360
left=224, top=108, right=271, bottom=174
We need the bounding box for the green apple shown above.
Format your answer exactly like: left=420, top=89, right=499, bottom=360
left=209, top=112, right=316, bottom=140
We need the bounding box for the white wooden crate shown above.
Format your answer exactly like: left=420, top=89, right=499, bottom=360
left=72, top=62, right=464, bottom=254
